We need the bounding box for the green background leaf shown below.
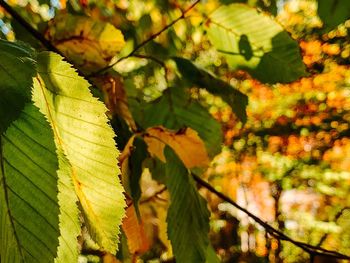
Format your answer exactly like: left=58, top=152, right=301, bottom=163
left=173, top=57, right=248, bottom=123
left=131, top=87, right=223, bottom=157
left=163, top=147, right=210, bottom=263
left=317, top=0, right=350, bottom=31
left=207, top=4, right=307, bottom=83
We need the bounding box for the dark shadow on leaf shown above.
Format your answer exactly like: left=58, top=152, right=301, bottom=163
left=236, top=32, right=307, bottom=83
left=239, top=34, right=253, bottom=61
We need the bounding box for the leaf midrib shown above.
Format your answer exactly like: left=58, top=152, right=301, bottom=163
left=35, top=75, right=110, bottom=245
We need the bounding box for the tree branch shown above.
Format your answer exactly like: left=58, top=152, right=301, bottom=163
left=192, top=173, right=350, bottom=260
left=89, top=0, right=201, bottom=76
left=316, top=207, right=350, bottom=247
left=0, top=0, right=199, bottom=80
left=0, top=0, right=60, bottom=53
left=0, top=0, right=88, bottom=79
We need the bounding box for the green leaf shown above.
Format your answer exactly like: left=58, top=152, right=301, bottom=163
left=206, top=4, right=307, bottom=83
left=0, top=104, right=60, bottom=263
left=32, top=52, right=126, bottom=253
left=163, top=147, right=210, bottom=263
left=206, top=245, right=221, bottom=263
left=0, top=40, right=36, bottom=134
left=133, top=87, right=223, bottom=157
left=173, top=57, right=248, bottom=123
left=317, top=0, right=350, bottom=31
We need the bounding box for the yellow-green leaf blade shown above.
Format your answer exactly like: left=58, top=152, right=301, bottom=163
left=32, top=52, right=126, bottom=253
left=55, top=152, right=81, bottom=263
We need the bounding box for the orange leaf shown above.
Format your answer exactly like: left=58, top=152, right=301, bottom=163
left=144, top=126, right=210, bottom=168
left=59, top=0, right=66, bottom=8
left=122, top=205, right=150, bottom=255
left=102, top=253, right=121, bottom=263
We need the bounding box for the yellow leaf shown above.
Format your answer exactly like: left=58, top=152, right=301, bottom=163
left=144, top=126, right=210, bottom=168
left=47, top=14, right=125, bottom=72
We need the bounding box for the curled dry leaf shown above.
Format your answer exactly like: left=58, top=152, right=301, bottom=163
left=119, top=135, right=136, bottom=165
left=118, top=135, right=135, bottom=192
left=94, top=74, right=137, bottom=131
left=46, top=13, right=125, bottom=72
left=143, top=126, right=210, bottom=168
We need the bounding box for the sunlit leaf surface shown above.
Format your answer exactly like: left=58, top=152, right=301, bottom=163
left=32, top=52, right=126, bottom=253
left=207, top=4, right=307, bottom=83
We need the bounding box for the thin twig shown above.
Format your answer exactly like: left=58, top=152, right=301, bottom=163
left=192, top=173, right=350, bottom=260
left=316, top=207, right=350, bottom=247
left=89, top=0, right=201, bottom=76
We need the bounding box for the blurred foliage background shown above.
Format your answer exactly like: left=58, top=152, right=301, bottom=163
left=1, top=0, right=350, bottom=262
